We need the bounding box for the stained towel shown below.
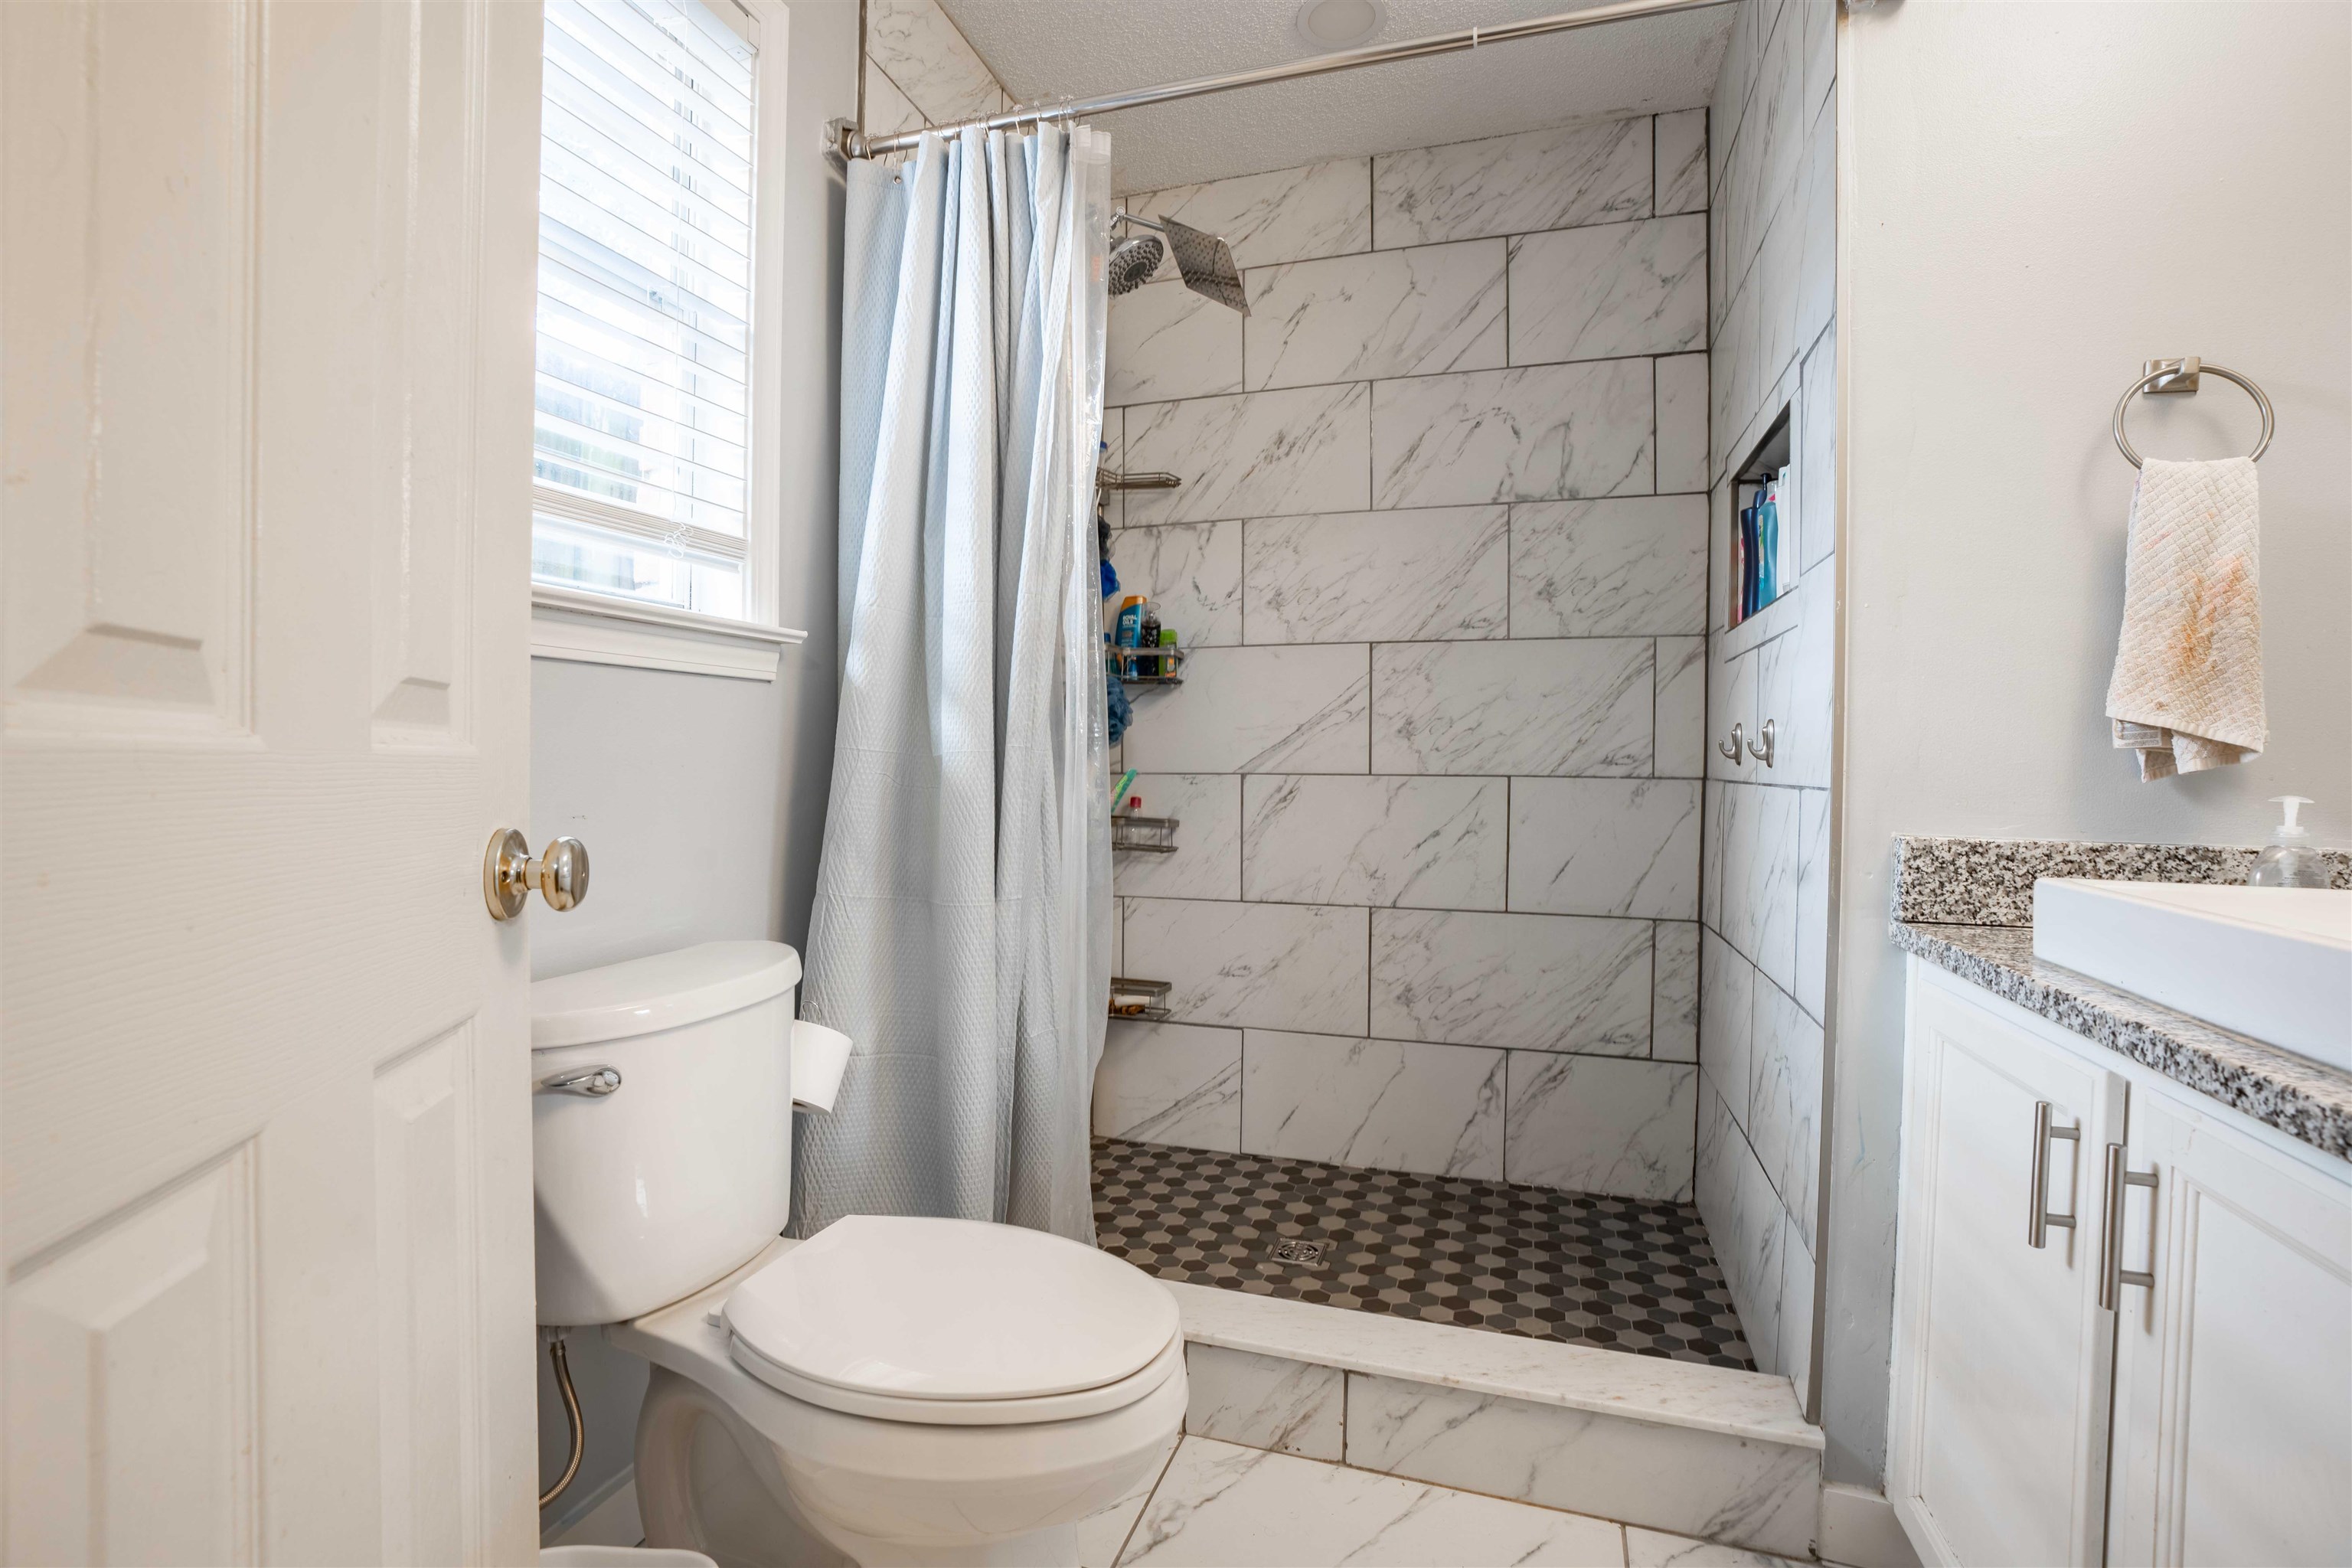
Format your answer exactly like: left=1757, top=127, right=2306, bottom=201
left=2105, top=456, right=2265, bottom=780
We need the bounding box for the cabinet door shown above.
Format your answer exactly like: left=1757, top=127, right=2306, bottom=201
left=1891, top=969, right=2127, bottom=1567
left=2106, top=1086, right=2352, bottom=1567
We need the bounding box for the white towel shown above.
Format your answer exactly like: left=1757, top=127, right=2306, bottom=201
left=2105, top=456, right=2265, bottom=781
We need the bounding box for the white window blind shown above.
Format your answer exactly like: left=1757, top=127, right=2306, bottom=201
left=533, top=0, right=759, bottom=620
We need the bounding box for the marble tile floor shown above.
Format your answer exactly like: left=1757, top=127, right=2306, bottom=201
left=1093, top=1138, right=1753, bottom=1368
left=1083, top=1436, right=1809, bottom=1568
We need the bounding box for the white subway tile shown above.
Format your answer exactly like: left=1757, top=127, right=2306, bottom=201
left=1372, top=908, right=1651, bottom=1055
left=1656, top=635, right=1709, bottom=779
left=1118, top=774, right=1241, bottom=900
left=1094, top=1021, right=1241, bottom=1151
left=1125, top=898, right=1369, bottom=1034
left=1374, top=361, right=1655, bottom=508
left=1243, top=775, right=1505, bottom=910
left=1125, top=385, right=1370, bottom=524
left=1246, top=507, right=1506, bottom=645
left=1511, top=777, right=1701, bottom=920
left=1244, top=242, right=1506, bottom=390
left=1656, top=353, right=1710, bottom=494
left=1654, top=921, right=1700, bottom=1063
left=1374, top=119, right=1651, bottom=247
left=1109, top=279, right=1243, bottom=407
left=1182, top=1346, right=1344, bottom=1460
left=1110, top=520, right=1242, bottom=648
left=1122, top=644, right=1368, bottom=775
left=1373, top=639, right=1651, bottom=776
left=866, top=0, right=1001, bottom=126
left=1132, top=158, right=1373, bottom=275
left=1509, top=214, right=1707, bottom=364
left=1655, top=109, right=1710, bottom=217
left=1242, top=1031, right=1504, bottom=1180
left=1344, top=1374, right=1818, bottom=1558
left=1504, top=1054, right=1696, bottom=1200
left=1511, top=495, right=1707, bottom=637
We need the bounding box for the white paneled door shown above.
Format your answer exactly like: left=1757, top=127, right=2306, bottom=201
left=2, top=3, right=542, bottom=1563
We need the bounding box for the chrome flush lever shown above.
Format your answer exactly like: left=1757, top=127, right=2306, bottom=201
left=1717, top=723, right=1747, bottom=764
left=537, top=1065, right=623, bottom=1097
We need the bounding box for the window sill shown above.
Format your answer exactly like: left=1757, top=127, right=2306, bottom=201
left=530, top=584, right=807, bottom=682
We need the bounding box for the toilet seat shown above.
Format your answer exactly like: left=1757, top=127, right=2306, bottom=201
left=729, top=1326, right=1182, bottom=1426
left=721, top=1214, right=1182, bottom=1427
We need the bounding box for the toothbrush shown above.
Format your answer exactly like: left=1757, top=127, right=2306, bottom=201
left=1110, top=767, right=1137, bottom=813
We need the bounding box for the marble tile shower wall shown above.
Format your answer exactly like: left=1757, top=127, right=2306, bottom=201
left=858, top=0, right=1008, bottom=139
left=1092, top=112, right=1713, bottom=1207
left=1696, top=0, right=1836, bottom=1389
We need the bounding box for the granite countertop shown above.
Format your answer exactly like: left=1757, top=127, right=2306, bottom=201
left=1890, top=838, right=2351, bottom=1162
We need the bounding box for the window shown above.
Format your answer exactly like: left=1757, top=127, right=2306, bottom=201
left=532, top=0, right=768, bottom=623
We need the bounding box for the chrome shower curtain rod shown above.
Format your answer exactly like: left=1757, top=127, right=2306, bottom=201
left=838, top=0, right=1737, bottom=160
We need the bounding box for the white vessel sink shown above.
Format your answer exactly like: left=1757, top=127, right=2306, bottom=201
left=2032, top=880, right=2352, bottom=1073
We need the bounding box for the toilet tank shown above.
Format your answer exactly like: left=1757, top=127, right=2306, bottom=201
left=531, top=941, right=801, bottom=1327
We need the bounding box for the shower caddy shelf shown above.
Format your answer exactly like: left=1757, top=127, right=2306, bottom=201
left=1110, top=815, right=1179, bottom=854
left=1113, top=645, right=1184, bottom=686
left=1099, top=466, right=1187, bottom=684
left=1108, top=976, right=1172, bottom=1023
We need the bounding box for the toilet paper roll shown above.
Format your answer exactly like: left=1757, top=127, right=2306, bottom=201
left=789, top=1019, right=851, bottom=1113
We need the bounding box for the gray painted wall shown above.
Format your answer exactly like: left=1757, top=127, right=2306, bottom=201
left=1829, top=1, right=2350, bottom=1489
left=533, top=0, right=857, bottom=1525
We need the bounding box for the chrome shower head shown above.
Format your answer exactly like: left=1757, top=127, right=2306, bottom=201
left=1108, top=233, right=1164, bottom=296
left=1159, top=217, right=1250, bottom=315
left=1109, top=213, right=1250, bottom=314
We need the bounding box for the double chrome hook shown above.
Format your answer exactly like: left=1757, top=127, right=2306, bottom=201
left=1717, top=719, right=1776, bottom=769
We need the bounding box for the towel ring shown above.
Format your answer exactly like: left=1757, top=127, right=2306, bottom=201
left=2112, top=358, right=2274, bottom=468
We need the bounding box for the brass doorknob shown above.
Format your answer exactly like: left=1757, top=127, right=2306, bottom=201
left=483, top=830, right=592, bottom=920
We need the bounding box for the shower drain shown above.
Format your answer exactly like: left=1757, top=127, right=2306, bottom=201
left=1269, top=1238, right=1326, bottom=1266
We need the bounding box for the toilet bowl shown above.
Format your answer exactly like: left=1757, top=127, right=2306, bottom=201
left=532, top=943, right=1186, bottom=1567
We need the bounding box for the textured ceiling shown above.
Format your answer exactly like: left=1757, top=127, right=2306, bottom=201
left=936, top=0, right=1735, bottom=193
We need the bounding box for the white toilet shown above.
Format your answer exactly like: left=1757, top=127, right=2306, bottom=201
left=531, top=942, right=1186, bottom=1568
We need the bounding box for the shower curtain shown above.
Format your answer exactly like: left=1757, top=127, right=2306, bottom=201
left=795, top=125, right=1115, bottom=1243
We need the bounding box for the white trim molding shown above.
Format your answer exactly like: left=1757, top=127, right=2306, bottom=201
left=1820, top=1482, right=1922, bottom=1568
left=531, top=584, right=805, bottom=682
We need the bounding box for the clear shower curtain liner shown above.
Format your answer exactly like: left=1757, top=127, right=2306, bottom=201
left=795, top=124, right=1115, bottom=1243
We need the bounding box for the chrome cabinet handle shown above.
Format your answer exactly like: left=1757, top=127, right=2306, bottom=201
left=1747, top=718, right=1777, bottom=767
left=1717, top=722, right=1746, bottom=763
left=537, top=1065, right=622, bottom=1097
left=483, top=830, right=592, bottom=920
left=2027, top=1100, right=2082, bottom=1248
left=2099, top=1143, right=2159, bottom=1309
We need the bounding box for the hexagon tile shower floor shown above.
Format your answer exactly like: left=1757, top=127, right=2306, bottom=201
left=1091, top=1138, right=1755, bottom=1369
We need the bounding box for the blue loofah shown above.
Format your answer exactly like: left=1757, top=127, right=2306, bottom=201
left=1106, top=672, right=1132, bottom=745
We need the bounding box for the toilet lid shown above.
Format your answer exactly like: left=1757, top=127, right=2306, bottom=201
left=722, top=1215, right=1180, bottom=1401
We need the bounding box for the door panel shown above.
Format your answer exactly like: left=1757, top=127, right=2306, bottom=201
left=1890, top=971, right=2125, bottom=1568
left=2, top=0, right=256, bottom=740
left=365, top=0, right=482, bottom=748
left=2107, top=1089, right=2352, bottom=1567
left=4, top=1149, right=260, bottom=1567
left=2, top=2, right=544, bottom=1560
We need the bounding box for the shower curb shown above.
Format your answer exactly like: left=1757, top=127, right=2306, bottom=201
left=1165, top=1280, right=1824, bottom=1559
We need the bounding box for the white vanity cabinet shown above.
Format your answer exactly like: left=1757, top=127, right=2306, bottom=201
left=1890, top=960, right=2352, bottom=1568
left=2104, top=1086, right=2351, bottom=1566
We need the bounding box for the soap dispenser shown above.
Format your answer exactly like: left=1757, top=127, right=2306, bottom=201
left=2248, top=796, right=2331, bottom=888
